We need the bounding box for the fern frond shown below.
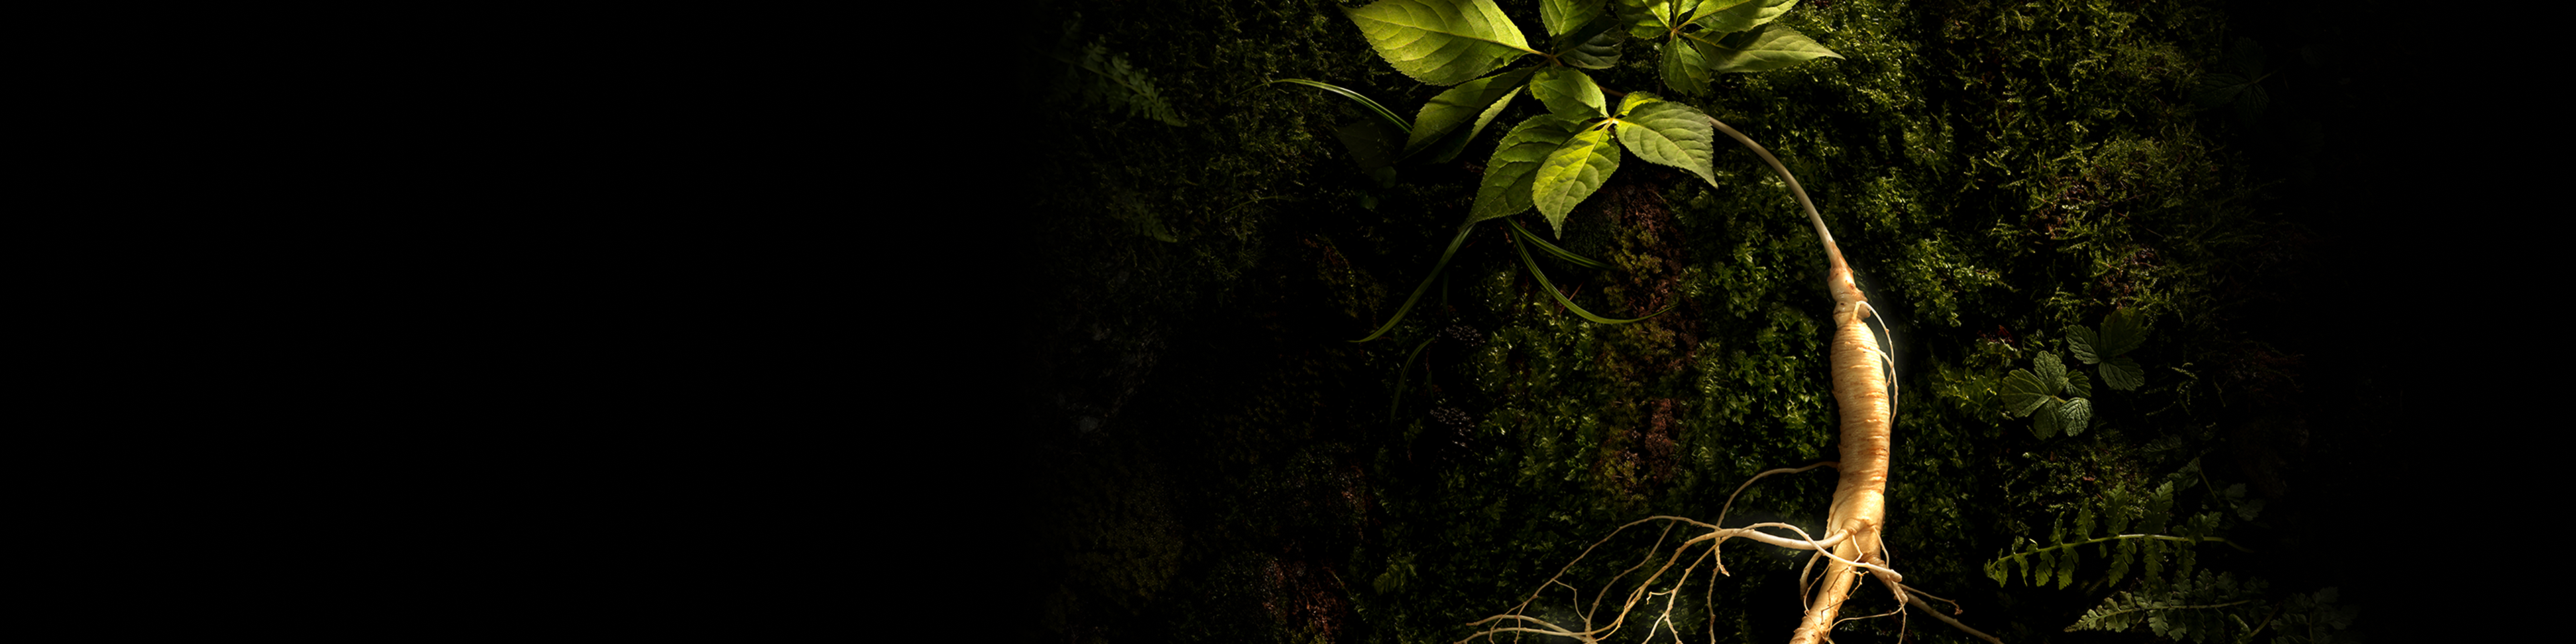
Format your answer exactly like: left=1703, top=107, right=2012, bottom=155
left=1071, top=42, right=1187, bottom=126
left=2066, top=570, right=2266, bottom=641
left=1040, top=27, right=1188, bottom=127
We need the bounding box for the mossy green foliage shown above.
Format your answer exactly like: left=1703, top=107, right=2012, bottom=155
left=1022, top=1, right=2358, bottom=643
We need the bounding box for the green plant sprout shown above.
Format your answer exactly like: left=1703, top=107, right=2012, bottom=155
left=1279, top=0, right=1841, bottom=343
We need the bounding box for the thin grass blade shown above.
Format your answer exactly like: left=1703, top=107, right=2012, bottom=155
left=1505, top=217, right=1607, bottom=269
left=1354, top=223, right=1479, bottom=342
left=1390, top=337, right=1438, bottom=421
left=1273, top=78, right=1413, bottom=135
left=1511, top=223, right=1670, bottom=324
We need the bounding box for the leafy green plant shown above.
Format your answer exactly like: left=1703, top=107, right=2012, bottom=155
left=2070, top=307, right=2149, bottom=391
left=2002, top=350, right=2094, bottom=438
left=1281, top=0, right=1843, bottom=341
left=2002, top=309, right=2151, bottom=438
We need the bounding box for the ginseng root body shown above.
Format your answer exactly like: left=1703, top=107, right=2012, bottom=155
left=1788, top=247, right=1893, bottom=644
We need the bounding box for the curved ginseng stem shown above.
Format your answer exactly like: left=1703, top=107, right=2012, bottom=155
left=1705, top=117, right=1843, bottom=284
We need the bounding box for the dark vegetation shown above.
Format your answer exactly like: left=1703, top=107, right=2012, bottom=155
left=1009, top=0, right=2449, bottom=641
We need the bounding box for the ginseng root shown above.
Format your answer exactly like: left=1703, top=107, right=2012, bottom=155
left=1452, top=117, right=1999, bottom=644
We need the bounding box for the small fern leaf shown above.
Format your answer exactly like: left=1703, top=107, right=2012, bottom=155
left=1068, top=41, right=1186, bottom=126
left=2027, top=548, right=2052, bottom=586
left=2109, top=537, right=2133, bottom=585
left=2057, top=543, right=2078, bottom=589
left=2143, top=538, right=2163, bottom=589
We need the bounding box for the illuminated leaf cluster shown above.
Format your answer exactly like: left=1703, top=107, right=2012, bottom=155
left=1332, top=0, right=1841, bottom=235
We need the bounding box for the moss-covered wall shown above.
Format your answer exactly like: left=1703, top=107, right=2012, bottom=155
left=1016, top=1, right=2422, bottom=642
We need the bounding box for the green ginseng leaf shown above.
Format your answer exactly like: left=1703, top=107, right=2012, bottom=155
left=1541, top=0, right=1601, bottom=38
left=2064, top=368, right=2092, bottom=399
left=1614, top=91, right=1661, bottom=117
left=1692, top=0, right=1792, bottom=35
left=1612, top=0, right=1679, bottom=38
left=1702, top=23, right=1841, bottom=74
left=1612, top=99, right=1717, bottom=187
left=1421, top=95, right=1520, bottom=164
left=1531, top=67, right=1608, bottom=119
left=1550, top=15, right=1625, bottom=69
left=1659, top=34, right=1715, bottom=95
left=1343, top=0, right=1536, bottom=86
left=1468, top=115, right=1585, bottom=224
left=1684, top=0, right=1752, bottom=23
left=1403, top=68, right=1536, bottom=161
left=1532, top=121, right=1621, bottom=235
left=1641, top=0, right=1701, bottom=27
